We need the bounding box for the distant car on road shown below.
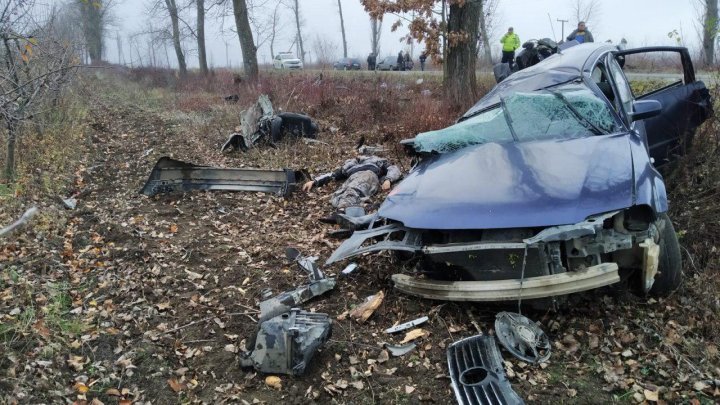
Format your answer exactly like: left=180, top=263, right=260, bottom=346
left=273, top=52, right=303, bottom=70
left=376, top=55, right=414, bottom=71
left=333, top=58, right=362, bottom=70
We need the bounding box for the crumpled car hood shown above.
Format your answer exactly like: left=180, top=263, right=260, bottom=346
left=380, top=134, right=635, bottom=229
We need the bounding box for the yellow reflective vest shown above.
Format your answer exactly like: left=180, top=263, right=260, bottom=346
left=500, top=33, right=520, bottom=52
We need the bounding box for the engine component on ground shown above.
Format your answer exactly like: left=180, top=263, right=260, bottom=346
left=494, top=312, right=551, bottom=364
left=447, top=335, right=524, bottom=405
left=240, top=309, right=332, bottom=376
left=140, top=157, right=305, bottom=197
left=259, top=247, right=336, bottom=322
left=385, top=316, right=429, bottom=334
left=258, top=278, right=336, bottom=322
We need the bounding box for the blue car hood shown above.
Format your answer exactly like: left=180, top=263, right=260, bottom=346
left=380, top=134, right=635, bottom=229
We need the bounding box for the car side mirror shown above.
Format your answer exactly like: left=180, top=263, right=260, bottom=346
left=629, top=100, right=662, bottom=122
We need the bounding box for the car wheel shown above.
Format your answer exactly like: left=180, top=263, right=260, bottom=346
left=649, top=213, right=682, bottom=296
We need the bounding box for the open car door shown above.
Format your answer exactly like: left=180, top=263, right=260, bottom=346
left=614, top=46, right=712, bottom=164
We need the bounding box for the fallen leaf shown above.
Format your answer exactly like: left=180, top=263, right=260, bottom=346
left=693, top=381, right=709, bottom=391
left=265, top=376, right=282, bottom=390
left=168, top=378, right=184, bottom=392
left=169, top=224, right=178, bottom=233
left=644, top=389, right=659, bottom=401
left=349, top=291, right=384, bottom=323
left=67, top=355, right=85, bottom=371
left=377, top=349, right=389, bottom=363
left=105, top=388, right=122, bottom=396
left=400, top=328, right=429, bottom=344
left=74, top=382, right=89, bottom=393
left=405, top=385, right=415, bottom=394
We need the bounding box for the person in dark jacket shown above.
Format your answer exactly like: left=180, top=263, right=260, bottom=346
left=302, top=155, right=402, bottom=209
left=419, top=52, right=427, bottom=71
left=397, top=51, right=405, bottom=71
left=404, top=52, right=411, bottom=70
left=566, top=21, right=594, bottom=43
left=367, top=53, right=377, bottom=70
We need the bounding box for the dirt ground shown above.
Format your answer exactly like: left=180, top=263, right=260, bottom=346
left=1, top=70, right=719, bottom=404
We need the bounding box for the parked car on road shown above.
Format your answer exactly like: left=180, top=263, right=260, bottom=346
left=333, top=58, right=362, bottom=70
left=273, top=52, right=303, bottom=70
left=328, top=43, right=712, bottom=302
left=376, top=56, right=413, bottom=71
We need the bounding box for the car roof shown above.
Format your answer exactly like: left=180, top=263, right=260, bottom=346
left=462, top=43, right=616, bottom=118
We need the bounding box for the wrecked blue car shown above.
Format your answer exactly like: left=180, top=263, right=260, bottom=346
left=328, top=43, right=712, bottom=301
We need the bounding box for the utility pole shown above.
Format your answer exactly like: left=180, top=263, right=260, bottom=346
left=557, top=18, right=568, bottom=41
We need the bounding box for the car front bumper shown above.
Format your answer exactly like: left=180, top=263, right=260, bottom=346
left=392, top=262, right=620, bottom=301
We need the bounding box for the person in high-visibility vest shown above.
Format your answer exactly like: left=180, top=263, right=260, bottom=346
left=500, top=27, right=521, bottom=70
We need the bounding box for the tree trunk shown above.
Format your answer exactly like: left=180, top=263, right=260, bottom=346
left=5, top=122, right=17, bottom=181
left=337, top=0, right=347, bottom=58
left=477, top=0, right=492, bottom=65
left=165, top=0, right=187, bottom=75
left=293, top=0, right=305, bottom=62
left=80, top=0, right=103, bottom=63
left=232, top=0, right=259, bottom=80
left=270, top=3, right=280, bottom=58
left=370, top=17, right=382, bottom=56
left=703, top=0, right=718, bottom=66
left=444, top=0, right=480, bottom=107
left=197, top=0, right=208, bottom=75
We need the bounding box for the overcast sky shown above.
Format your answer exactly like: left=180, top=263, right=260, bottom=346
left=107, top=0, right=702, bottom=68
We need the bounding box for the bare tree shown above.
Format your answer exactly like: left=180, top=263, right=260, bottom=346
left=163, top=0, right=187, bottom=75
left=232, top=0, right=258, bottom=79
left=370, top=16, right=382, bottom=56
left=312, top=34, right=338, bottom=67
left=699, top=0, right=718, bottom=65
left=269, top=2, right=281, bottom=58
left=197, top=0, right=208, bottom=74
left=336, top=0, right=347, bottom=58
left=570, top=0, right=601, bottom=26
left=477, top=0, right=492, bottom=64
left=285, top=0, right=305, bottom=62
left=1, top=1, right=79, bottom=180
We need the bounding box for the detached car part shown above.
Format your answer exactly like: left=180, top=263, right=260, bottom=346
left=494, top=312, right=551, bottom=364
left=447, top=335, right=524, bottom=405
left=259, top=248, right=336, bottom=322
left=240, top=309, right=332, bottom=376
left=221, top=95, right=318, bottom=152
left=385, top=316, right=429, bottom=334
left=384, top=342, right=416, bottom=357
left=140, top=157, right=305, bottom=197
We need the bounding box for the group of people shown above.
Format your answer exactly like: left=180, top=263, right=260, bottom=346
left=500, top=21, right=594, bottom=69
left=366, top=51, right=428, bottom=71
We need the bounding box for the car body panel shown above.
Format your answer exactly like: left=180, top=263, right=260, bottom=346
left=380, top=134, right=638, bottom=229
left=614, top=47, right=713, bottom=163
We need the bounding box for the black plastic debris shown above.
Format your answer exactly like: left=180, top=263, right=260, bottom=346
left=447, top=335, right=524, bottom=405
left=240, top=309, right=332, bottom=376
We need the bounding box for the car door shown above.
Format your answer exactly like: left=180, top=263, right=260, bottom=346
left=613, top=46, right=712, bottom=164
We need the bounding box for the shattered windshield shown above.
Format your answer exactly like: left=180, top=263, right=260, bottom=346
left=413, top=83, right=618, bottom=153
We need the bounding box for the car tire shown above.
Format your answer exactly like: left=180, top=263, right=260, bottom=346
left=649, top=213, right=682, bottom=296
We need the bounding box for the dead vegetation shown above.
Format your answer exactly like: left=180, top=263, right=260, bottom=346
left=1, top=69, right=719, bottom=404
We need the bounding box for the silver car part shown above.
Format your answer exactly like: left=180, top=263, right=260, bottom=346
left=447, top=335, right=524, bottom=405
left=384, top=316, right=429, bottom=334
left=340, top=263, right=358, bottom=276
left=325, top=223, right=422, bottom=264
left=384, top=342, right=417, bottom=357
left=258, top=278, right=336, bottom=322
left=392, top=262, right=620, bottom=301
left=494, top=312, right=551, bottom=364
left=240, top=309, right=332, bottom=376
left=523, top=211, right=620, bottom=244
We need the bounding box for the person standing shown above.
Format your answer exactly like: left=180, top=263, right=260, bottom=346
left=419, top=52, right=427, bottom=71
left=500, top=27, right=521, bottom=70
left=404, top=52, right=411, bottom=70
left=397, top=51, right=405, bottom=71
left=566, top=21, right=594, bottom=43
left=367, top=53, right=376, bottom=70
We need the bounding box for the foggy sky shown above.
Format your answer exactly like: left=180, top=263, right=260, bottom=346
left=107, top=0, right=701, bottom=68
